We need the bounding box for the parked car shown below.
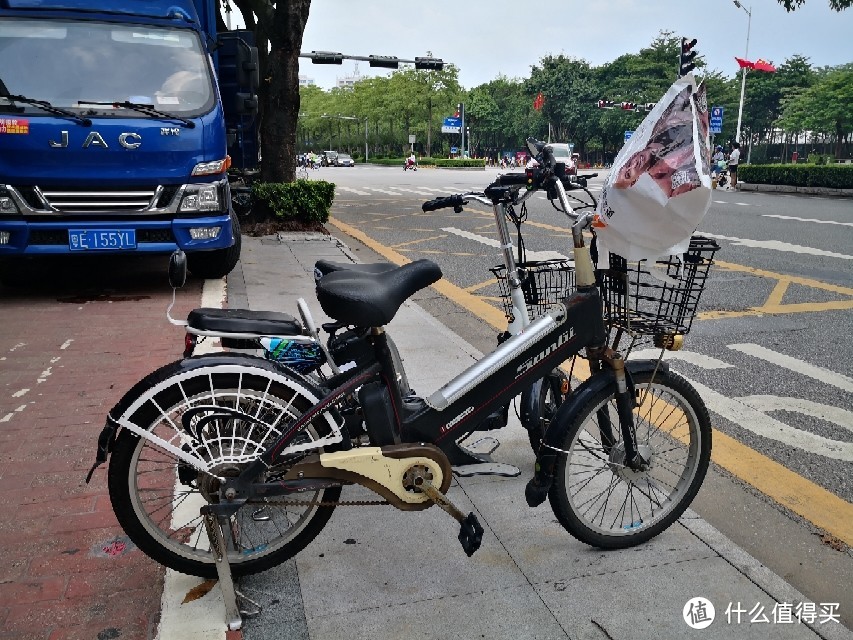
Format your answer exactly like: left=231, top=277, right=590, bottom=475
left=336, top=153, right=355, bottom=167
left=321, top=150, right=338, bottom=167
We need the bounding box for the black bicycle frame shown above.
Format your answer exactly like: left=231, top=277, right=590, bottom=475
left=243, top=284, right=608, bottom=479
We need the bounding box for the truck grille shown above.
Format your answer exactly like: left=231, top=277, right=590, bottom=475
left=38, top=187, right=158, bottom=212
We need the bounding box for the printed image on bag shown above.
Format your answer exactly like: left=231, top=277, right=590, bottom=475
left=595, top=74, right=712, bottom=263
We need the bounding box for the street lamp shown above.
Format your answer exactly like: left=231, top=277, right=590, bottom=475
left=733, top=0, right=752, bottom=146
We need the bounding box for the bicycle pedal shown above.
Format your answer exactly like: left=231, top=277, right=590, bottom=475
left=458, top=512, right=484, bottom=557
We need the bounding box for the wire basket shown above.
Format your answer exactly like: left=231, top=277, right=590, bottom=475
left=490, top=259, right=576, bottom=320
left=599, top=236, right=720, bottom=336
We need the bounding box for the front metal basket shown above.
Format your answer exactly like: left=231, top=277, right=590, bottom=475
left=599, top=236, right=720, bottom=336
left=490, top=259, right=576, bottom=320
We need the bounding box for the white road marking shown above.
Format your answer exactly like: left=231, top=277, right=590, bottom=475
left=12, top=389, right=29, bottom=398
left=389, top=187, right=439, bottom=196
left=441, top=227, right=569, bottom=262
left=762, top=214, right=853, bottom=227
left=336, top=186, right=371, bottom=196
left=363, top=187, right=406, bottom=195
left=686, top=378, right=853, bottom=461
left=739, top=395, right=853, bottom=432
left=703, top=233, right=853, bottom=260
left=728, top=343, right=853, bottom=393
left=60, top=339, right=73, bottom=349
left=628, top=349, right=735, bottom=369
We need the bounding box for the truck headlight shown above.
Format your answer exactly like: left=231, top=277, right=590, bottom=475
left=179, top=184, right=221, bottom=212
left=0, top=193, right=19, bottom=214
left=191, top=157, right=231, bottom=176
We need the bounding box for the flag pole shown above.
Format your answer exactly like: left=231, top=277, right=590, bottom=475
left=734, top=2, right=752, bottom=145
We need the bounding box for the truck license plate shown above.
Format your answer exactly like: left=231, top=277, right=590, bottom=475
left=69, top=229, right=137, bottom=251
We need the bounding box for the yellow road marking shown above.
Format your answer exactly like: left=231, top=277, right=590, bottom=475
left=464, top=278, right=499, bottom=293
left=391, top=235, right=447, bottom=249
left=328, top=217, right=852, bottom=543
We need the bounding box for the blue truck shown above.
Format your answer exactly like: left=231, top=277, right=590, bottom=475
left=0, top=0, right=259, bottom=279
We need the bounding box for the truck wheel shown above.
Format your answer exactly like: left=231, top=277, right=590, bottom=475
left=186, top=213, right=242, bottom=279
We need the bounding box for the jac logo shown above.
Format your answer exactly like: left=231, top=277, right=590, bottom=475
left=48, top=131, right=142, bottom=149
left=161, top=127, right=181, bottom=136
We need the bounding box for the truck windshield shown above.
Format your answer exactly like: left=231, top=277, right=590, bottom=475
left=0, top=18, right=214, bottom=116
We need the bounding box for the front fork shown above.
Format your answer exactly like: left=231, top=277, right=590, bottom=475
left=589, top=347, right=643, bottom=469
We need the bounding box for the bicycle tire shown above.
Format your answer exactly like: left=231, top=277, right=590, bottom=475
left=107, top=358, right=342, bottom=578
left=548, top=368, right=711, bottom=548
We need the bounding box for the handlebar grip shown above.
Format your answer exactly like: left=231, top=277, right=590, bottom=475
left=497, top=173, right=529, bottom=186
left=422, top=194, right=464, bottom=212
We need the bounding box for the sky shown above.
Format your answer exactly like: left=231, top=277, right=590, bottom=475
left=226, top=0, right=853, bottom=91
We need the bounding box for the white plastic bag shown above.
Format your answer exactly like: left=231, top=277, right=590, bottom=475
left=594, top=74, right=711, bottom=263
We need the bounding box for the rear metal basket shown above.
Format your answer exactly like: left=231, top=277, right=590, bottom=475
left=599, top=236, right=719, bottom=336
left=490, top=259, right=576, bottom=320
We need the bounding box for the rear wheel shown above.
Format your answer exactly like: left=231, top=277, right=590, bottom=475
left=549, top=369, right=711, bottom=548
left=107, top=360, right=341, bottom=578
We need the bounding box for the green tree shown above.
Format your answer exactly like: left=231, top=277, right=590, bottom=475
left=779, top=65, right=853, bottom=158
left=777, top=0, right=851, bottom=10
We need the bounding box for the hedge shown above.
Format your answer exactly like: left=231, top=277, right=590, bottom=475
left=251, top=180, right=335, bottom=223
left=738, top=164, right=853, bottom=189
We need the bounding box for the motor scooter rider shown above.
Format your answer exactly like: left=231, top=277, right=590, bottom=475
left=406, top=152, right=417, bottom=170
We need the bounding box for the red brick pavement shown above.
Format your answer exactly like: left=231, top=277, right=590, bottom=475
left=0, top=258, right=204, bottom=640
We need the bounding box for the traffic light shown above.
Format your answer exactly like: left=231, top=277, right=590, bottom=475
left=679, top=37, right=698, bottom=76
left=597, top=100, right=615, bottom=109
left=621, top=102, right=637, bottom=111
left=309, top=51, right=344, bottom=65
left=415, top=57, right=444, bottom=70
left=368, top=55, right=399, bottom=69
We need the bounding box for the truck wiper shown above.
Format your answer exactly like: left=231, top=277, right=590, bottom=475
left=2, top=94, right=92, bottom=126
left=78, top=100, right=196, bottom=129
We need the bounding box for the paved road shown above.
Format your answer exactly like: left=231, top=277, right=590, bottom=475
left=315, top=163, right=853, bottom=625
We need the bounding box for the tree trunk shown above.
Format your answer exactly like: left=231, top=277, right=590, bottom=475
left=260, top=0, right=311, bottom=184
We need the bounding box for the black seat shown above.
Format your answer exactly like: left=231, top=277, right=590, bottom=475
left=314, top=259, right=396, bottom=283
left=187, top=307, right=302, bottom=336
left=316, top=259, right=442, bottom=327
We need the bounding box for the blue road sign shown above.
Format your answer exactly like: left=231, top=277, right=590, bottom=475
left=450, top=146, right=458, bottom=154
left=624, top=130, right=634, bottom=142
left=710, top=106, right=724, bottom=135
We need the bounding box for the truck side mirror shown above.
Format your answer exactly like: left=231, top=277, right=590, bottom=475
left=235, top=93, right=258, bottom=116
left=237, top=45, right=260, bottom=92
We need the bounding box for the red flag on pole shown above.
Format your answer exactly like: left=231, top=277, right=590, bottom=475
left=753, top=58, right=776, bottom=72
left=735, top=57, right=776, bottom=72
left=533, top=92, right=544, bottom=110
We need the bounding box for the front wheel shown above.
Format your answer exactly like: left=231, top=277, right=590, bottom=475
left=549, top=368, right=711, bottom=549
left=107, top=359, right=342, bottom=578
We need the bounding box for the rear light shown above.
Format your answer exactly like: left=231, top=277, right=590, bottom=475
left=183, top=333, right=197, bottom=357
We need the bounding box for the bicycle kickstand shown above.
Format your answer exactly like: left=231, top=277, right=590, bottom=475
left=201, top=507, right=263, bottom=631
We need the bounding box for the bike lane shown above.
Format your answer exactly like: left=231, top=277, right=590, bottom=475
left=0, top=261, right=203, bottom=640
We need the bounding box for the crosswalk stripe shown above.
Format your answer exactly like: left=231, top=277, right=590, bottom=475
left=628, top=349, right=734, bottom=369
left=728, top=343, right=853, bottom=392
left=337, top=186, right=371, bottom=195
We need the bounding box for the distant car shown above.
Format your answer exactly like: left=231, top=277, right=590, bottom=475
left=336, top=153, right=355, bottom=167
left=548, top=142, right=577, bottom=176
left=321, top=150, right=338, bottom=167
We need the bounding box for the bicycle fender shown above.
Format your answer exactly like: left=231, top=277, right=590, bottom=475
left=87, top=354, right=329, bottom=481
left=518, top=368, right=568, bottom=433
left=524, top=359, right=667, bottom=507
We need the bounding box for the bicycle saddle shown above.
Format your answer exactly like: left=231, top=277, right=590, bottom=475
left=187, top=308, right=302, bottom=336
left=316, top=259, right=442, bottom=327
left=313, top=259, right=396, bottom=283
